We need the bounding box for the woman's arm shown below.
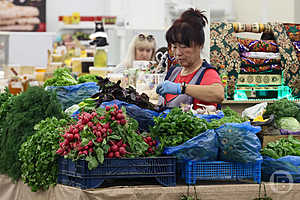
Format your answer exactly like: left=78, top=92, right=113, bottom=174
left=184, top=83, right=225, bottom=103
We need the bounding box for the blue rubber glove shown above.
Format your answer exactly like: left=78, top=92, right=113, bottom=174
left=156, top=80, right=181, bottom=96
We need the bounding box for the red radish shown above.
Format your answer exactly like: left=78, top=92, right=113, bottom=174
left=103, top=123, right=110, bottom=129
left=111, top=117, right=115, bottom=121
left=87, top=122, right=93, bottom=128
left=107, top=152, right=114, bottom=158
left=88, top=140, right=93, bottom=147
left=99, top=116, right=105, bottom=120
left=105, top=106, right=111, bottom=111
left=78, top=151, right=84, bottom=156
left=116, top=120, right=121, bottom=125
left=89, top=148, right=94, bottom=153
left=111, top=145, right=118, bottom=152
left=102, top=128, right=107, bottom=133
left=148, top=147, right=153, bottom=153
left=152, top=140, right=157, bottom=146
left=83, top=150, right=88, bottom=155
left=84, top=145, right=89, bottom=150
left=146, top=136, right=152, bottom=142
left=114, top=151, right=120, bottom=158
left=118, top=109, right=123, bottom=114
left=113, top=104, right=119, bottom=110
left=79, top=125, right=84, bottom=131
left=120, top=119, right=126, bottom=125
left=119, top=147, right=127, bottom=155
left=73, top=128, right=79, bottom=134
left=96, top=137, right=103, bottom=143
left=66, top=134, right=74, bottom=141
left=143, top=138, right=148, bottom=143
left=149, top=142, right=153, bottom=146
left=78, top=146, right=84, bottom=151
left=116, top=113, right=124, bottom=120
left=56, top=148, right=64, bottom=155
left=64, top=140, right=69, bottom=146
left=122, top=143, right=127, bottom=148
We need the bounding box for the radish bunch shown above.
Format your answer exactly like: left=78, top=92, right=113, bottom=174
left=56, top=104, right=130, bottom=159
left=107, top=139, right=129, bottom=158
left=143, top=136, right=158, bottom=156
left=56, top=104, right=153, bottom=170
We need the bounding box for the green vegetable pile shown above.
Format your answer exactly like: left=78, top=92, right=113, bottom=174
left=77, top=74, right=98, bottom=83
left=150, top=107, right=208, bottom=149
left=44, top=68, right=78, bottom=87
left=261, top=136, right=300, bottom=159
left=207, top=106, right=248, bottom=129
left=19, top=117, right=72, bottom=192
left=264, top=98, right=299, bottom=121
left=0, top=86, right=64, bottom=181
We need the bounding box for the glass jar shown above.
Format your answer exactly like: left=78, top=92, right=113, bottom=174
left=94, top=47, right=107, bottom=68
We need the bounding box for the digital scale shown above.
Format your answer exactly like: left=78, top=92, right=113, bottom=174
left=234, top=73, right=292, bottom=100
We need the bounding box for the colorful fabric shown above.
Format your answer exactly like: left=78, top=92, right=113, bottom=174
left=241, top=56, right=281, bottom=66
left=284, top=23, right=300, bottom=41
left=237, top=38, right=278, bottom=52
left=210, top=22, right=241, bottom=99
left=293, top=41, right=300, bottom=52
left=275, top=23, right=300, bottom=95
left=240, top=64, right=282, bottom=73
left=240, top=52, right=280, bottom=60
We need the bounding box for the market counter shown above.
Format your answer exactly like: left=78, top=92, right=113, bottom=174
left=1, top=175, right=300, bottom=200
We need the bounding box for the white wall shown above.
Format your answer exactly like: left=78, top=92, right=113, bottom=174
left=232, top=0, right=295, bottom=23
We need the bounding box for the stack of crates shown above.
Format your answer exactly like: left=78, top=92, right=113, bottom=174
left=58, top=156, right=176, bottom=189
left=178, top=160, right=262, bottom=184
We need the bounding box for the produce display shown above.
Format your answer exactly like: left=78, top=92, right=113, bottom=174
left=1, top=74, right=299, bottom=194
left=56, top=105, right=158, bottom=170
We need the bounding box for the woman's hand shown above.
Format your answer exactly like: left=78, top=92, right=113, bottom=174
left=156, top=80, right=181, bottom=95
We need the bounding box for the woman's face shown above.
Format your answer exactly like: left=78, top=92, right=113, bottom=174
left=172, top=43, right=201, bottom=68
left=135, top=46, right=154, bottom=61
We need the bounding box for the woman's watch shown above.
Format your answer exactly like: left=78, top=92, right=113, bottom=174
left=181, top=82, right=186, bottom=94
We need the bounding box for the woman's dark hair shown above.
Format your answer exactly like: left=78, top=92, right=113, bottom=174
left=166, top=8, right=208, bottom=47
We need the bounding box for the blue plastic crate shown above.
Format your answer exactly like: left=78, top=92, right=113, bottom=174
left=57, top=157, right=176, bottom=189
left=262, top=172, right=300, bottom=183
left=179, top=160, right=262, bottom=184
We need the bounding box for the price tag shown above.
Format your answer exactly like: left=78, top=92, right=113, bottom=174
left=11, top=81, right=22, bottom=89
left=29, top=81, right=39, bottom=86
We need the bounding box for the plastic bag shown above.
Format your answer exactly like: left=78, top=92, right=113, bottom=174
left=163, top=129, right=219, bottom=161
left=216, top=122, right=262, bottom=163
left=277, top=117, right=300, bottom=132
left=262, top=156, right=300, bottom=182
left=194, top=111, right=224, bottom=122
left=242, top=102, right=268, bottom=119
left=100, top=100, right=160, bottom=132
left=46, top=82, right=99, bottom=111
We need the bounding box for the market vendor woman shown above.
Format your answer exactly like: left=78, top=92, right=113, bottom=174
left=156, top=8, right=224, bottom=109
